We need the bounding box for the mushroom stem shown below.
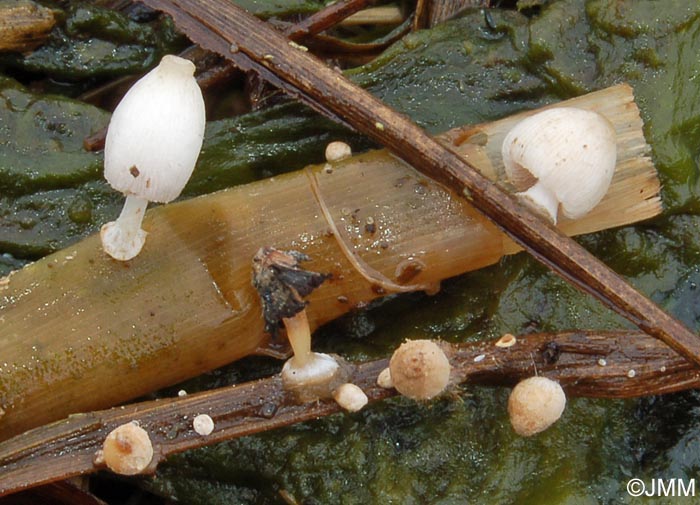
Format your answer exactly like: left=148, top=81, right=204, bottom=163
left=117, top=194, right=149, bottom=232
left=282, top=310, right=312, bottom=367
left=517, top=182, right=559, bottom=224
left=100, top=195, right=149, bottom=261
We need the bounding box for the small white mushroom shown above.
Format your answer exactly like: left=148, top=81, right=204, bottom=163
left=281, top=350, right=348, bottom=403
left=101, top=421, right=154, bottom=475
left=389, top=339, right=451, bottom=400
left=325, top=141, right=352, bottom=162
left=333, top=383, right=368, bottom=412
left=278, top=304, right=345, bottom=400
left=101, top=54, right=206, bottom=260
left=501, top=107, right=616, bottom=224
left=508, top=376, right=566, bottom=436
left=193, top=414, right=214, bottom=436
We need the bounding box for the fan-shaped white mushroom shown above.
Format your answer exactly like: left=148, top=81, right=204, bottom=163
left=501, top=107, right=616, bottom=224
left=101, top=54, right=206, bottom=260
left=508, top=376, right=566, bottom=436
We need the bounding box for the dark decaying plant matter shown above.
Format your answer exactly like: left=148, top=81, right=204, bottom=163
left=4, top=0, right=700, bottom=503
left=252, top=247, right=329, bottom=335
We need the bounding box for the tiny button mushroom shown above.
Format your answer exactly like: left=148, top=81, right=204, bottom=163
left=333, top=383, right=368, bottom=412
left=101, top=421, right=154, bottom=475
left=101, top=54, right=206, bottom=261
left=193, top=414, right=215, bottom=436
left=508, top=376, right=566, bottom=436
left=389, top=339, right=451, bottom=400
left=501, top=107, right=616, bottom=224
left=325, top=141, right=352, bottom=162
left=281, top=351, right=349, bottom=402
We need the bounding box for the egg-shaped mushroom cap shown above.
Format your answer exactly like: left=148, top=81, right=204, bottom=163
left=389, top=339, right=451, bottom=400
left=501, top=107, right=616, bottom=220
left=104, top=55, right=206, bottom=203
left=508, top=376, right=566, bottom=436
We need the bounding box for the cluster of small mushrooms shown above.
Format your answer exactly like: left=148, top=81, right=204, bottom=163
left=376, top=338, right=567, bottom=437
left=95, top=53, right=615, bottom=475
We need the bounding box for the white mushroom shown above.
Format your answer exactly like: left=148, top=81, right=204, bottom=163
left=281, top=324, right=346, bottom=403
left=325, top=141, right=352, bottom=162
left=501, top=107, right=616, bottom=224
left=333, top=383, right=368, bottom=412
left=508, top=376, right=566, bottom=436
left=101, top=54, right=206, bottom=260
left=101, top=421, right=154, bottom=475
left=193, top=414, right=215, bottom=436
left=275, top=301, right=344, bottom=401
left=389, top=339, right=451, bottom=400
left=279, top=309, right=348, bottom=402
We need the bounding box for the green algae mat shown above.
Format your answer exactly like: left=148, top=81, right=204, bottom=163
left=3, top=0, right=700, bottom=503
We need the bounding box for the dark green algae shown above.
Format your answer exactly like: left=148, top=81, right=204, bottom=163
left=4, top=1, right=700, bottom=503
left=0, top=0, right=325, bottom=82
left=0, top=2, right=184, bottom=83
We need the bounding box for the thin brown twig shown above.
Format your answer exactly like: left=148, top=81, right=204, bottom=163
left=283, top=0, right=375, bottom=40
left=300, top=19, right=412, bottom=59
left=413, top=0, right=430, bottom=30
left=0, top=330, right=697, bottom=497
left=139, top=0, right=700, bottom=365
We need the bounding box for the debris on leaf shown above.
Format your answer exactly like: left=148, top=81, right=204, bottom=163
left=252, top=246, right=329, bottom=335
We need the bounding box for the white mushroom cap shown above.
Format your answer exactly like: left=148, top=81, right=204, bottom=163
left=193, top=414, right=215, bottom=436
left=104, top=54, right=206, bottom=203
left=281, top=352, right=348, bottom=403
left=501, top=107, right=616, bottom=223
left=508, top=376, right=566, bottom=436
left=325, top=141, right=352, bottom=162
left=333, top=383, right=368, bottom=412
left=389, top=339, right=451, bottom=400
left=101, top=421, right=154, bottom=475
